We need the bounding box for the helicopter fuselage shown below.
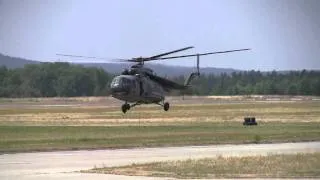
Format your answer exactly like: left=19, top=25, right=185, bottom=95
left=110, top=75, right=165, bottom=104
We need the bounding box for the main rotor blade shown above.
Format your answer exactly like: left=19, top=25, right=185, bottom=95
left=156, top=48, right=250, bottom=60
left=146, top=46, right=194, bottom=60
left=56, top=53, right=129, bottom=61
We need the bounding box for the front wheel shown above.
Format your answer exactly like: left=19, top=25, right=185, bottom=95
left=121, top=104, right=129, bottom=113
left=163, top=102, right=170, bottom=111
left=125, top=104, right=130, bottom=110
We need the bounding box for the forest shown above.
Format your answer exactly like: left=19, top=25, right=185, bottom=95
left=0, top=62, right=319, bottom=97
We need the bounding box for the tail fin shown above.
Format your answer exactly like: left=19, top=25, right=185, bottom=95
left=184, top=54, right=200, bottom=87
left=184, top=72, right=200, bottom=87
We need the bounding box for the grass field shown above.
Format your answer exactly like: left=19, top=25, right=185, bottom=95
left=1, top=122, right=319, bottom=153
left=0, top=98, right=319, bottom=126
left=0, top=96, right=319, bottom=153
left=84, top=153, right=320, bottom=178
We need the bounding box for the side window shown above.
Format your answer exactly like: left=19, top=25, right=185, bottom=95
left=124, top=79, right=129, bottom=87
left=132, top=80, right=136, bottom=89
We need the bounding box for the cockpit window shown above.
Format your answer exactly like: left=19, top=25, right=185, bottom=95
left=111, top=77, right=133, bottom=88
left=111, top=77, right=121, bottom=87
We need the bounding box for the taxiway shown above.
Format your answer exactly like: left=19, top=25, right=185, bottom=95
left=1, top=142, right=319, bottom=180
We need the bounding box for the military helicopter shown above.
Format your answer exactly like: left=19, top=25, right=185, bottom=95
left=57, top=46, right=249, bottom=113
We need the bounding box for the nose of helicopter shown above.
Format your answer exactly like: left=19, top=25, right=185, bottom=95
left=110, top=82, right=125, bottom=94
left=110, top=84, right=122, bottom=93
left=110, top=76, right=130, bottom=94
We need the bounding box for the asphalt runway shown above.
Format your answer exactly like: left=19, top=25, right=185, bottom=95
left=1, top=142, right=319, bottom=180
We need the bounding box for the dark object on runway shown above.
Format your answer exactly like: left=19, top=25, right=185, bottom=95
left=243, top=117, right=257, bottom=125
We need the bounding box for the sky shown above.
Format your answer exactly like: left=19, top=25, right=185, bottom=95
left=0, top=0, right=319, bottom=71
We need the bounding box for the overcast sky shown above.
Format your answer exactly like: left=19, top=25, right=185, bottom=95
left=0, top=0, right=319, bottom=70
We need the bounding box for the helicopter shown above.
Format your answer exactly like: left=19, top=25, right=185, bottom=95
left=57, top=46, right=250, bottom=113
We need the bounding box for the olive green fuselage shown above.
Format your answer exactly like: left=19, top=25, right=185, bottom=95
left=110, top=75, right=165, bottom=104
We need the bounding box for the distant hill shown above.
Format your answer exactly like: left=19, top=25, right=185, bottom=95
left=0, top=53, right=238, bottom=76
left=0, top=53, right=40, bottom=68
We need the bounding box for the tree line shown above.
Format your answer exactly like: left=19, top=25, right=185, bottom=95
left=0, top=62, right=319, bottom=97
left=178, top=70, right=320, bottom=96
left=0, top=63, right=113, bottom=97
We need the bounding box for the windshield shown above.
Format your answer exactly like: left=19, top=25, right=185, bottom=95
left=111, top=76, right=121, bottom=87
left=111, top=76, right=133, bottom=88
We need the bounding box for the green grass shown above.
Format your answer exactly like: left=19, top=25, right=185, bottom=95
left=85, top=153, right=320, bottom=178
left=0, top=122, right=319, bottom=153
left=0, top=99, right=319, bottom=153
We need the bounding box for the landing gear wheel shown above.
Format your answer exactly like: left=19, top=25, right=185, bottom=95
left=163, top=102, right=170, bottom=111
left=125, top=104, right=130, bottom=110
left=121, top=104, right=129, bottom=113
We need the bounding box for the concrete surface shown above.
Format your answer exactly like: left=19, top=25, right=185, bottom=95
left=1, top=142, right=319, bottom=180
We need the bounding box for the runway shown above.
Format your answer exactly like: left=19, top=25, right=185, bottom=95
left=1, top=142, right=319, bottom=180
